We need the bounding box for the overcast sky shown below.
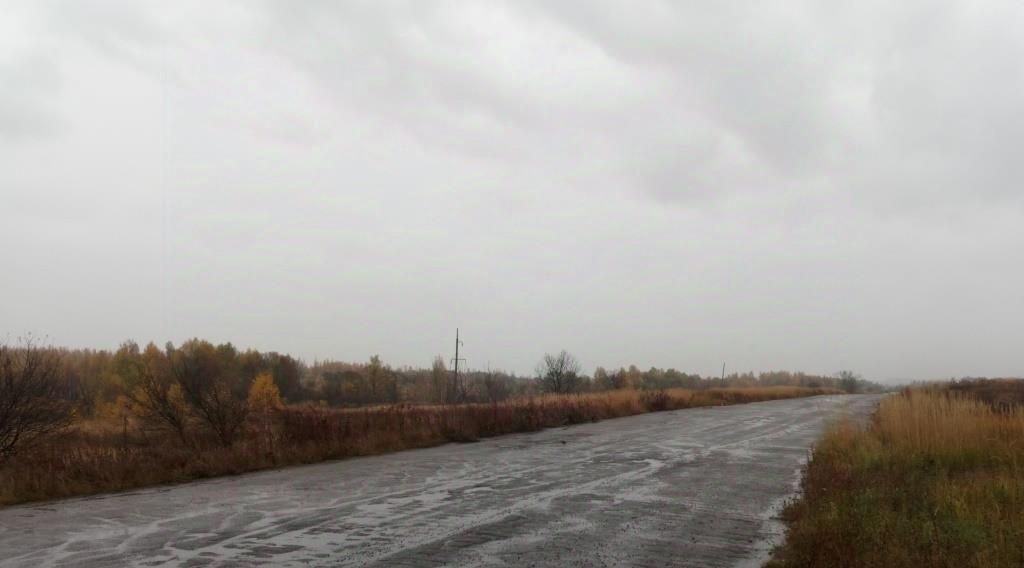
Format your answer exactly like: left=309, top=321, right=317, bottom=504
left=3, top=1, right=1023, bottom=381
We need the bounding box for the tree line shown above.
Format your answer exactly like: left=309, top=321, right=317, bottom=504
left=0, top=337, right=883, bottom=461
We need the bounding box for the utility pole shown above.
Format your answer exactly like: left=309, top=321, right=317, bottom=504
left=721, top=362, right=726, bottom=381
left=450, top=328, right=466, bottom=403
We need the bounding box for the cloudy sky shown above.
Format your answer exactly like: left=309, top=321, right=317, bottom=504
left=3, top=1, right=1023, bottom=381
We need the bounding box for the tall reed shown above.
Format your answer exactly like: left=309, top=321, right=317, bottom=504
left=772, top=386, right=1024, bottom=567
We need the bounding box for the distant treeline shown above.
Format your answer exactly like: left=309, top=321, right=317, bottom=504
left=31, top=339, right=884, bottom=419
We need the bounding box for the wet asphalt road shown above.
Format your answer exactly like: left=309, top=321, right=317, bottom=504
left=0, top=394, right=879, bottom=568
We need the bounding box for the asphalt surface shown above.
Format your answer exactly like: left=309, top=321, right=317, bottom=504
left=0, top=394, right=879, bottom=568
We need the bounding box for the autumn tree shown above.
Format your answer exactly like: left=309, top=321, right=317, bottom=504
left=320, top=369, right=361, bottom=405
left=478, top=369, right=511, bottom=402
left=365, top=355, right=398, bottom=403
left=268, top=353, right=303, bottom=402
left=168, top=339, right=249, bottom=447
left=624, top=365, right=642, bottom=389
left=536, top=350, right=583, bottom=394
left=248, top=372, right=282, bottom=452
left=366, top=355, right=383, bottom=401
left=837, top=370, right=861, bottom=394
left=664, top=368, right=701, bottom=389
left=238, top=350, right=305, bottom=403
left=117, top=341, right=191, bottom=445
left=58, top=348, right=115, bottom=417
left=0, top=339, right=73, bottom=462
left=430, top=356, right=448, bottom=403
left=365, top=355, right=399, bottom=403
left=248, top=372, right=283, bottom=414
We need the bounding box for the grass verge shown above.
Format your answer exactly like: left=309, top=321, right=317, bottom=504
left=0, top=386, right=834, bottom=506
left=769, top=388, right=1024, bottom=567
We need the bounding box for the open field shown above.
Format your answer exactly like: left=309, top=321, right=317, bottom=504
left=770, top=383, right=1024, bottom=567
left=0, top=385, right=836, bottom=507
left=0, top=395, right=877, bottom=567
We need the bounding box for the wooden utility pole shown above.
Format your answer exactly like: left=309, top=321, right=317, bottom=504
left=721, top=362, right=726, bottom=381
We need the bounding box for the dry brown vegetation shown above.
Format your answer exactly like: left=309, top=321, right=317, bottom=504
left=771, top=380, right=1024, bottom=568
left=947, top=378, right=1024, bottom=410
left=0, top=342, right=74, bottom=461
left=0, top=385, right=834, bottom=506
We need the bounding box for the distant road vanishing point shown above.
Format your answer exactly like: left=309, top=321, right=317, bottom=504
left=0, top=395, right=879, bottom=567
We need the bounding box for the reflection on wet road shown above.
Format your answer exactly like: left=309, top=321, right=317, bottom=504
left=0, top=395, right=879, bottom=567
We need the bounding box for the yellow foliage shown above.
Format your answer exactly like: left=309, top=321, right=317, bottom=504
left=96, top=395, right=134, bottom=420
left=248, top=373, right=283, bottom=414
left=167, top=383, right=187, bottom=414
left=129, top=384, right=188, bottom=420
left=129, top=387, right=154, bottom=418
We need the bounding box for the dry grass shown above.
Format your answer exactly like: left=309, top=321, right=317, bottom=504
left=770, top=386, right=1024, bottom=568
left=948, top=378, right=1024, bottom=410
left=0, top=386, right=833, bottom=506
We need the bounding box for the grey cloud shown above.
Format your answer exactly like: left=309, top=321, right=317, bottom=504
left=410, top=1, right=1024, bottom=211
left=2, top=0, right=1024, bottom=381
left=49, top=0, right=170, bottom=58
left=0, top=51, right=64, bottom=141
